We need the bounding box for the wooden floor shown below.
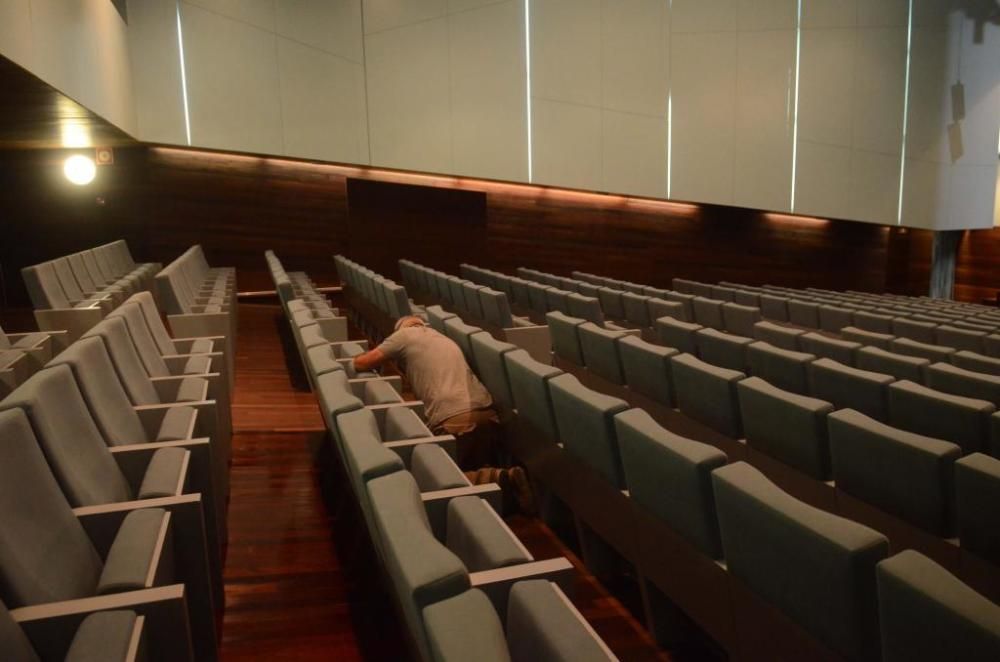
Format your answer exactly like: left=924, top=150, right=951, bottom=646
left=214, top=303, right=672, bottom=660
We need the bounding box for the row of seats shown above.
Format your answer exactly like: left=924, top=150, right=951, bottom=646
left=0, top=289, right=233, bottom=660
left=297, top=255, right=616, bottom=661
left=21, top=240, right=159, bottom=340
left=334, top=255, right=422, bottom=341
left=431, top=308, right=1000, bottom=661
left=0, top=323, right=67, bottom=399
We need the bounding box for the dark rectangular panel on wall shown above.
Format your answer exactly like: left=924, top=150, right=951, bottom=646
left=346, top=177, right=487, bottom=280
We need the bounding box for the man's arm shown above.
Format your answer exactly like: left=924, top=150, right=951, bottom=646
left=353, top=348, right=388, bottom=373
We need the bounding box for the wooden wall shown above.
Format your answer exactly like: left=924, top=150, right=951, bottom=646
left=1, top=144, right=997, bottom=310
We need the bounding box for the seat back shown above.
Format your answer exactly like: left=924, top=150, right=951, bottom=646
left=712, top=462, right=887, bottom=662
left=546, top=311, right=585, bottom=367
left=951, top=351, right=1000, bottom=378
left=670, top=353, right=744, bottom=437
left=890, top=337, right=956, bottom=363
left=622, top=292, right=651, bottom=328
left=854, top=311, right=894, bottom=334
left=478, top=288, right=514, bottom=328
left=578, top=323, right=627, bottom=385
left=83, top=318, right=162, bottom=406
left=445, top=497, right=532, bottom=572
left=656, top=317, right=701, bottom=355
left=544, top=288, right=570, bottom=315
left=888, top=380, right=994, bottom=455
left=426, top=305, right=456, bottom=334
left=664, top=291, right=696, bottom=321
left=443, top=318, right=484, bottom=370
left=855, top=346, right=929, bottom=382
left=567, top=294, right=604, bottom=325
left=21, top=262, right=71, bottom=309
left=956, top=453, right=1000, bottom=565
left=597, top=288, right=625, bottom=319
left=799, top=332, right=861, bottom=366
left=935, top=325, right=986, bottom=353
left=746, top=341, right=814, bottom=395
left=470, top=333, right=518, bottom=415
left=505, top=350, right=563, bottom=439
left=129, top=292, right=180, bottom=357
left=526, top=282, right=552, bottom=314
left=722, top=303, right=761, bottom=337
left=109, top=303, right=172, bottom=378
left=892, top=317, right=937, bottom=343
left=808, top=358, right=894, bottom=422
left=692, top=297, right=724, bottom=329
left=461, top=282, right=485, bottom=320
left=616, top=408, right=726, bottom=557
left=618, top=335, right=677, bottom=406
left=335, top=408, right=404, bottom=515
left=648, top=298, right=687, bottom=324
left=316, top=370, right=364, bottom=438
left=828, top=409, right=961, bottom=536
left=695, top=327, right=751, bottom=372
left=752, top=320, right=804, bottom=351
left=759, top=294, right=789, bottom=322
left=788, top=299, right=820, bottom=328
left=926, top=362, right=1000, bottom=408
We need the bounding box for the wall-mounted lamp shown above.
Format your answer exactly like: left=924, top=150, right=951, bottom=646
left=63, top=154, right=96, bottom=186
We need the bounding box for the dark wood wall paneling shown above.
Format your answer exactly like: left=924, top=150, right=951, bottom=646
left=1, top=144, right=997, bottom=310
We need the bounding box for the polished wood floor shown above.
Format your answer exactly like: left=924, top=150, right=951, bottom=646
left=216, top=303, right=671, bottom=660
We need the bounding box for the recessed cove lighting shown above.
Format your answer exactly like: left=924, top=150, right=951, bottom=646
left=64, top=155, right=96, bottom=186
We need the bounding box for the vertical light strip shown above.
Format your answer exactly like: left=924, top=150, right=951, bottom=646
left=176, top=1, right=192, bottom=146
left=666, top=92, right=673, bottom=198
left=896, top=0, right=915, bottom=225
left=789, top=0, right=803, bottom=212
left=524, top=0, right=533, bottom=182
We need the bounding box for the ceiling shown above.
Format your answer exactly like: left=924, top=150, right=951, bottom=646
left=0, top=54, right=135, bottom=150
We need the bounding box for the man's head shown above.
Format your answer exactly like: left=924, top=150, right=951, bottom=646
left=394, top=316, right=426, bottom=332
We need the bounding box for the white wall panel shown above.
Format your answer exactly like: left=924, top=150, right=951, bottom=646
left=181, top=2, right=284, bottom=153
left=276, top=0, right=364, bottom=63
left=601, top=0, right=669, bottom=117
left=185, top=0, right=275, bottom=31
left=797, top=28, right=856, bottom=146
left=0, top=0, right=32, bottom=68
left=794, top=141, right=853, bottom=218
left=671, top=0, right=737, bottom=33
left=363, top=0, right=447, bottom=34
left=851, top=27, right=907, bottom=155
left=850, top=150, right=901, bottom=224
left=530, top=0, right=601, bottom=107
left=737, top=0, right=796, bottom=31
left=532, top=98, right=602, bottom=190
left=802, top=0, right=858, bottom=29
left=127, top=0, right=187, bottom=145
left=602, top=110, right=667, bottom=198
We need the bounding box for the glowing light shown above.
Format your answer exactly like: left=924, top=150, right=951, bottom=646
left=64, top=155, right=97, bottom=186
left=60, top=121, right=92, bottom=148
left=176, top=1, right=192, bottom=145
left=790, top=0, right=802, bottom=211
left=896, top=0, right=914, bottom=225
left=524, top=0, right=533, bottom=182
left=666, top=92, right=673, bottom=199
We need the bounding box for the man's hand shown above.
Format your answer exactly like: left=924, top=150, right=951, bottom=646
left=353, top=348, right=387, bottom=373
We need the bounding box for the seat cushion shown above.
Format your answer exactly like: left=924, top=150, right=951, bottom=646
left=956, top=453, right=1000, bottom=564
left=411, top=444, right=467, bottom=492
left=424, top=589, right=510, bottom=662
left=175, top=377, right=209, bottom=403
left=138, top=447, right=190, bottom=499
left=506, top=580, right=614, bottom=662
left=384, top=406, right=431, bottom=441
left=307, top=344, right=345, bottom=377
left=155, top=406, right=197, bottom=442
left=187, top=338, right=214, bottom=355
left=446, top=497, right=532, bottom=572
left=364, top=379, right=403, bottom=405
left=65, top=611, right=139, bottom=662
left=97, top=508, right=169, bottom=594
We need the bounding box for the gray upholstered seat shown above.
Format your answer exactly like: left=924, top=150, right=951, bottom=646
left=426, top=305, right=457, bottom=334
left=109, top=303, right=211, bottom=378
left=808, top=358, right=894, bottom=422
left=670, top=353, right=744, bottom=437
left=842, top=326, right=894, bottom=350
left=935, top=325, right=986, bottom=353
left=737, top=377, right=833, bottom=479
left=828, top=409, right=961, bottom=535
left=578, top=323, right=627, bottom=384
left=656, top=317, right=701, bottom=355
left=384, top=406, right=431, bottom=441
left=364, top=378, right=404, bottom=405
left=732, top=289, right=760, bottom=307
left=712, top=462, right=887, bottom=661
left=446, top=497, right=532, bottom=572
left=132, top=291, right=215, bottom=357
left=549, top=374, right=630, bottom=488
left=461, top=282, right=486, bottom=319
left=411, top=444, right=468, bottom=492
left=316, top=370, right=364, bottom=436
left=479, top=288, right=515, bottom=328
left=746, top=341, right=814, bottom=395
left=925, top=362, right=1000, bottom=408
left=853, top=311, right=894, bottom=334
left=622, top=292, right=651, bottom=328
left=798, top=332, right=861, bottom=366
left=890, top=336, right=956, bottom=363
left=692, top=297, right=724, bottom=329
left=759, top=294, right=789, bottom=322
left=470, top=334, right=518, bottom=415
left=546, top=311, right=586, bottom=367
left=545, top=288, right=571, bottom=315
left=956, top=453, right=1000, bottom=564
left=505, top=350, right=563, bottom=439
left=664, top=291, right=696, bottom=321
left=892, top=317, right=937, bottom=343
left=1, top=600, right=141, bottom=662
left=306, top=343, right=347, bottom=378
left=615, top=408, right=726, bottom=557
left=647, top=298, right=687, bottom=324
left=567, top=294, right=604, bottom=325
left=788, top=299, right=820, bottom=328
left=334, top=407, right=405, bottom=517
left=695, top=327, right=751, bottom=372
left=951, top=350, right=1000, bottom=377
left=876, top=550, right=1000, bottom=662
left=818, top=305, right=854, bottom=333
left=596, top=288, right=625, bottom=320
left=855, top=345, right=929, bottom=382
left=722, top=303, right=761, bottom=338
left=618, top=335, right=677, bottom=406
left=443, top=318, right=485, bottom=370
left=711, top=285, right=736, bottom=302
left=752, top=320, right=805, bottom=350
left=888, top=380, right=995, bottom=455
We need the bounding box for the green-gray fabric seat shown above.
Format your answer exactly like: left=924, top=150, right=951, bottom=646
left=578, top=323, right=627, bottom=385
left=364, top=379, right=403, bottom=406
left=622, top=292, right=651, bottom=328
left=759, top=293, right=789, bottom=322
left=712, top=285, right=736, bottom=302
left=597, top=287, right=625, bottom=319
left=935, top=325, right=986, bottom=353
left=423, top=589, right=511, bottom=662
left=670, top=353, right=745, bottom=437
left=648, top=298, right=687, bottom=324
left=316, top=370, right=364, bottom=436
left=568, top=294, right=604, bottom=325
left=470, top=334, right=518, bottom=415
left=384, top=406, right=431, bottom=440
left=546, top=311, right=585, bottom=367
left=956, top=453, right=1000, bottom=564
left=1, top=600, right=140, bottom=662
left=109, top=303, right=211, bottom=377
left=505, top=350, right=563, bottom=439
left=656, top=317, right=702, bottom=355
left=891, top=317, right=937, bottom=343
left=890, top=337, right=956, bottom=363
left=732, top=289, right=759, bottom=307
left=545, top=288, right=572, bottom=316
left=692, top=297, right=724, bottom=329
left=888, top=380, right=995, bottom=455
left=808, top=358, right=894, bottom=422
left=828, top=409, right=961, bottom=536
left=461, top=282, right=485, bottom=319
left=618, top=335, right=677, bottom=406
left=306, top=343, right=347, bottom=378
left=819, top=305, right=854, bottom=333
left=788, top=299, right=820, bottom=328
left=664, top=291, right=696, bottom=320
left=443, top=319, right=484, bottom=370
left=876, top=550, right=1000, bottom=662
left=926, top=362, right=1000, bottom=408
left=712, top=462, right=888, bottom=662
left=446, top=497, right=532, bottom=572
left=549, top=374, right=630, bottom=489
left=427, top=305, right=457, bottom=334
left=951, top=350, right=1000, bottom=378
left=695, top=327, right=751, bottom=372
left=48, top=337, right=198, bottom=446
left=746, top=341, right=814, bottom=395
left=738, top=377, right=833, bottom=479
left=527, top=282, right=553, bottom=314
left=479, top=288, right=515, bottom=328
left=335, top=407, right=404, bottom=513
left=841, top=326, right=894, bottom=351
left=0, top=409, right=169, bottom=608
left=722, top=303, right=761, bottom=338
left=291, top=306, right=337, bottom=328
left=855, top=345, right=929, bottom=382
left=853, top=311, right=894, bottom=334
left=616, top=408, right=726, bottom=558
left=987, top=334, right=1000, bottom=358
left=368, top=471, right=470, bottom=660
left=752, top=320, right=805, bottom=350
left=131, top=290, right=216, bottom=357
left=0, top=368, right=189, bottom=506
left=799, top=332, right=861, bottom=366
left=412, top=444, right=468, bottom=492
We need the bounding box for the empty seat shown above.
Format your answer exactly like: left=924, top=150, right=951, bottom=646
left=752, top=320, right=805, bottom=351
left=656, top=317, right=701, bottom=355
left=1, top=599, right=145, bottom=662
left=890, top=337, right=956, bottom=363
left=935, top=325, right=986, bottom=353
left=737, top=377, right=833, bottom=479
left=550, top=374, right=630, bottom=488
left=567, top=294, right=604, bottom=325
left=952, top=350, right=1000, bottom=378
left=505, top=350, right=563, bottom=439
left=888, top=380, right=995, bottom=455
left=597, top=287, right=625, bottom=320
left=546, top=311, right=585, bottom=366
left=526, top=282, right=552, bottom=314
left=842, top=326, right=894, bottom=350
left=426, top=305, right=457, bottom=334
left=925, top=362, right=1000, bottom=408
left=692, top=297, right=724, bottom=329
left=478, top=288, right=515, bottom=328
left=647, top=298, right=687, bottom=323
left=470, top=334, right=518, bottom=415
left=545, top=288, right=571, bottom=315
left=622, top=292, right=651, bottom=328
left=670, top=353, right=744, bottom=437
left=712, top=462, right=887, bottom=662
left=819, top=305, right=854, bottom=333
left=828, top=409, right=960, bottom=535
left=461, top=282, right=485, bottom=319
left=443, top=318, right=484, bottom=369
left=787, top=299, right=820, bottom=328
left=853, top=311, right=894, bottom=334
left=618, top=335, right=677, bottom=407
left=759, top=294, right=789, bottom=322
left=411, top=444, right=467, bottom=492
left=711, top=285, right=736, bottom=302
left=732, top=289, right=760, bottom=307
left=722, top=302, right=761, bottom=338
left=616, top=409, right=726, bottom=557
left=664, top=291, right=696, bottom=320
left=809, top=358, right=894, bottom=422
left=578, top=323, right=627, bottom=385
left=746, top=341, right=814, bottom=395
left=695, top=327, right=751, bottom=372
left=956, top=453, right=1000, bottom=564
left=798, top=332, right=861, bottom=366
left=876, top=550, right=1000, bottom=662
left=892, top=317, right=937, bottom=343
left=855, top=346, right=929, bottom=382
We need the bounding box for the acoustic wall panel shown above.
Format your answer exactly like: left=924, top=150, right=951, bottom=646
left=0, top=1, right=32, bottom=69
left=127, top=0, right=188, bottom=145
left=276, top=0, right=365, bottom=63
left=532, top=98, right=603, bottom=191
left=185, top=0, right=276, bottom=31
left=602, top=109, right=668, bottom=198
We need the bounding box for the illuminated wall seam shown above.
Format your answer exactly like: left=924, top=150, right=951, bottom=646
left=176, top=1, right=192, bottom=146
left=666, top=0, right=673, bottom=199
left=896, top=0, right=915, bottom=225
left=524, top=0, right=533, bottom=182
left=789, top=0, right=802, bottom=212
